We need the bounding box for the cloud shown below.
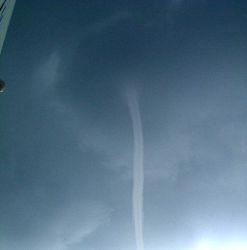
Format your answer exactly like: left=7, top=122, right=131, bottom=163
left=165, top=0, right=186, bottom=25
left=33, top=48, right=131, bottom=176
left=145, top=132, right=193, bottom=183
left=34, top=51, right=60, bottom=96
left=0, top=51, right=114, bottom=250
left=41, top=203, right=111, bottom=250
left=166, top=0, right=206, bottom=24
left=4, top=201, right=111, bottom=250
left=65, top=11, right=136, bottom=52
left=144, top=83, right=247, bottom=193
left=87, top=11, right=134, bottom=35
left=126, top=88, right=144, bottom=250
left=169, top=0, right=184, bottom=8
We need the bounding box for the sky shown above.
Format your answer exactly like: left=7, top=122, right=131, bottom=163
left=1, top=1, right=247, bottom=250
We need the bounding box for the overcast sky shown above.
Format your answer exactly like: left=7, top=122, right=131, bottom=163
left=1, top=1, right=247, bottom=250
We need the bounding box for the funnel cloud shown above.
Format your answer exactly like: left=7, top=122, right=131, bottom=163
left=127, top=88, right=144, bottom=250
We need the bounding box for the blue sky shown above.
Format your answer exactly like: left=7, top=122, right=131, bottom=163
left=1, top=1, right=247, bottom=250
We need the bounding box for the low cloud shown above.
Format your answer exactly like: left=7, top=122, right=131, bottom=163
left=0, top=51, right=114, bottom=250
left=144, top=81, right=247, bottom=194
left=87, top=11, right=134, bottom=35
left=40, top=203, right=111, bottom=250
left=34, top=51, right=60, bottom=96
